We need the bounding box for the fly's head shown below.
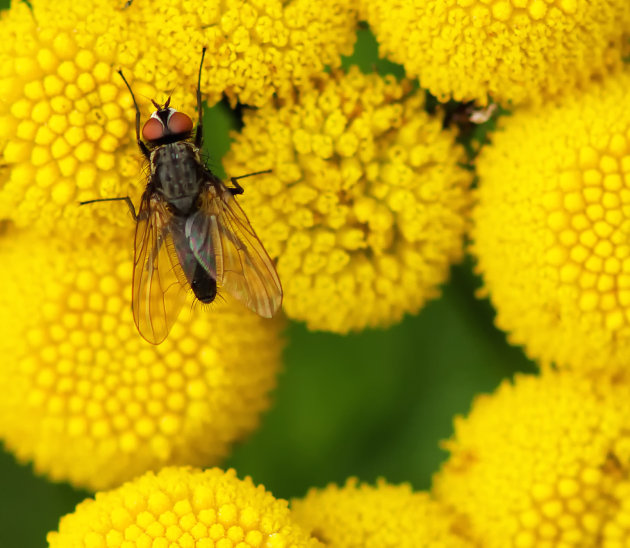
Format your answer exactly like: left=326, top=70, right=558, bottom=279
left=142, top=97, right=194, bottom=146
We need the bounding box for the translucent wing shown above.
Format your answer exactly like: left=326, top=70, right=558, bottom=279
left=187, top=183, right=283, bottom=318
left=132, top=192, right=188, bottom=344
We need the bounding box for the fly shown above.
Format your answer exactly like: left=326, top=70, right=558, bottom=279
left=81, top=48, right=283, bottom=344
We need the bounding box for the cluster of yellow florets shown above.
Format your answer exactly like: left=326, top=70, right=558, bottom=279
left=6, top=0, right=630, bottom=544
left=360, top=0, right=630, bottom=105
left=433, top=370, right=630, bottom=546
left=0, top=228, right=283, bottom=491
left=0, top=0, right=175, bottom=239
left=291, top=478, right=473, bottom=547
left=472, top=69, right=630, bottom=372
left=48, top=467, right=321, bottom=548
left=224, top=67, right=472, bottom=333
left=124, top=0, right=358, bottom=107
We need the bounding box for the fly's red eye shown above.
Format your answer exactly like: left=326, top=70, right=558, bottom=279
left=142, top=118, right=165, bottom=141
left=167, top=112, right=193, bottom=135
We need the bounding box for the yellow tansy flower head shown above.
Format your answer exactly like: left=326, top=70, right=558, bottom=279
left=0, top=0, right=192, bottom=240
left=224, top=68, right=472, bottom=333
left=48, top=467, right=322, bottom=548
left=291, top=478, right=473, bottom=547
left=473, top=69, right=630, bottom=372
left=125, top=0, right=358, bottom=107
left=433, top=371, right=630, bottom=547
left=360, top=0, right=630, bottom=106
left=0, top=228, right=283, bottom=491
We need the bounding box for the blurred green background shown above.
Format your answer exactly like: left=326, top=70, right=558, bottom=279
left=0, top=11, right=536, bottom=547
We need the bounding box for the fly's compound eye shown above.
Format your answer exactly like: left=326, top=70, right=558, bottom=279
left=142, top=117, right=165, bottom=141
left=167, top=111, right=193, bottom=135
left=141, top=109, right=193, bottom=142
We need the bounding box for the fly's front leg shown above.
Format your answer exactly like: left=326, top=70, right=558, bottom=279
left=228, top=178, right=244, bottom=196
left=117, top=69, right=151, bottom=162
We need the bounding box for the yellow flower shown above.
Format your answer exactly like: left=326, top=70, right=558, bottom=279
left=0, top=0, right=190, bottom=240
left=125, top=0, right=358, bottom=107
left=433, top=370, right=630, bottom=547
left=0, top=228, right=283, bottom=491
left=223, top=68, right=472, bottom=333
left=472, top=69, right=630, bottom=372
left=48, top=467, right=321, bottom=548
left=291, top=478, right=473, bottom=547
left=359, top=0, right=630, bottom=106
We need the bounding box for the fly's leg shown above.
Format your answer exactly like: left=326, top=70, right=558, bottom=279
left=228, top=170, right=272, bottom=196
left=117, top=70, right=151, bottom=161
left=79, top=196, right=138, bottom=221
left=194, top=47, right=207, bottom=149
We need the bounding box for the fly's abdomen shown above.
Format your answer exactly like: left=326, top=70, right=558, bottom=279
left=171, top=218, right=218, bottom=304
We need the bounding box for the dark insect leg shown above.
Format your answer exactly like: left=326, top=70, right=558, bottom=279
left=228, top=170, right=272, bottom=196
left=195, top=47, right=207, bottom=149
left=117, top=69, right=151, bottom=161
left=79, top=196, right=138, bottom=221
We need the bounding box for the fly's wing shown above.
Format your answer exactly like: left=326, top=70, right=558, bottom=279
left=187, top=183, right=282, bottom=318
left=132, top=192, right=189, bottom=344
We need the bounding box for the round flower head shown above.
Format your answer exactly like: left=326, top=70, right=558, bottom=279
left=48, top=467, right=321, bottom=548
left=291, top=478, right=473, bottom=547
left=472, top=69, right=630, bottom=372
left=359, top=0, right=630, bottom=106
left=124, top=0, right=358, bottom=107
left=223, top=68, right=472, bottom=333
left=433, top=370, right=630, bottom=547
left=0, top=228, right=283, bottom=491
left=0, top=0, right=193, bottom=240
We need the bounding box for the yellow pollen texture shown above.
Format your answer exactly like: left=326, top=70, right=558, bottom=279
left=433, top=371, right=630, bottom=547
left=291, top=478, right=473, bottom=547
left=360, top=0, right=630, bottom=106
left=47, top=467, right=322, bottom=548
left=0, top=229, right=283, bottom=491
left=0, top=0, right=192, bottom=240
left=473, top=70, right=630, bottom=373
left=224, top=68, right=472, bottom=333
left=125, top=0, right=358, bottom=107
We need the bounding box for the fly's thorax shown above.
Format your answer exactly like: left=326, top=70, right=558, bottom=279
left=150, top=141, right=205, bottom=213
